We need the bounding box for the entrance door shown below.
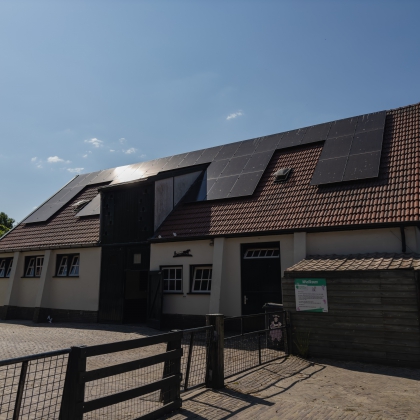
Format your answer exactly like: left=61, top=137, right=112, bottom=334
left=241, top=242, right=282, bottom=315
left=123, top=270, right=148, bottom=323
left=147, top=270, right=163, bottom=330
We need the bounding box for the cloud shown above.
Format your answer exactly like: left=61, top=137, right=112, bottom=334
left=47, top=156, right=65, bottom=163
left=85, top=138, right=103, bottom=148
left=124, top=148, right=136, bottom=154
left=119, top=138, right=126, bottom=144
left=36, top=164, right=43, bottom=169
left=82, top=154, right=88, bottom=158
left=31, top=157, right=37, bottom=162
left=67, top=168, right=84, bottom=174
left=226, top=111, right=243, bottom=120
left=110, top=149, right=115, bottom=152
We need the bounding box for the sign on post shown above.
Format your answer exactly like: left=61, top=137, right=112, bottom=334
left=295, top=278, right=328, bottom=312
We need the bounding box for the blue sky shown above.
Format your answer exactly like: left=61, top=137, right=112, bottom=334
left=1, top=0, right=420, bottom=222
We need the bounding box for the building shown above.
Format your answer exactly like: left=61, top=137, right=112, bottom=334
left=1, top=102, right=419, bottom=329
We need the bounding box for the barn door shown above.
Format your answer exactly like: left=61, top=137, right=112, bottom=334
left=147, top=270, right=163, bottom=330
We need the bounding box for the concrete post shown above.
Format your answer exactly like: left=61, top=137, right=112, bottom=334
left=1, top=251, right=22, bottom=320
left=205, top=314, right=224, bottom=389
left=293, top=232, right=306, bottom=264
left=33, top=250, right=52, bottom=322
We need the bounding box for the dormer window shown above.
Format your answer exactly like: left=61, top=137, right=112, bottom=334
left=274, top=168, right=292, bottom=183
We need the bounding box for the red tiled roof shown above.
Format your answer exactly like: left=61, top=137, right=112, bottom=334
left=156, top=103, right=420, bottom=238
left=286, top=253, right=420, bottom=271
left=0, top=186, right=100, bottom=252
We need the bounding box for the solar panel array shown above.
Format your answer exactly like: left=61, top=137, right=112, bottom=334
left=23, top=110, right=387, bottom=224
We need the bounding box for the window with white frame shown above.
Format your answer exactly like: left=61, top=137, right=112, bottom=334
left=162, top=267, right=182, bottom=292
left=244, top=248, right=280, bottom=259
left=0, top=258, right=12, bottom=277
left=56, top=254, right=80, bottom=277
left=192, top=266, right=212, bottom=293
left=25, top=256, right=44, bottom=277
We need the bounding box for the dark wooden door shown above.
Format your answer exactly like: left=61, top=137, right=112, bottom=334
left=147, top=270, right=163, bottom=330
left=241, top=242, right=282, bottom=315
left=123, top=270, right=148, bottom=323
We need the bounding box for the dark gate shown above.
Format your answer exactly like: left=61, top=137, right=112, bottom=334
left=240, top=242, right=282, bottom=315
left=148, top=270, right=163, bottom=330
left=123, top=270, right=148, bottom=323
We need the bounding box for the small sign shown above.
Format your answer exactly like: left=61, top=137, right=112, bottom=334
left=295, top=278, right=328, bottom=312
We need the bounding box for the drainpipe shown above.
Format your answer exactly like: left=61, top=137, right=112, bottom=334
left=400, top=226, right=406, bottom=253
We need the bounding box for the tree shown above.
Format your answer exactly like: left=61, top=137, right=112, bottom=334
left=0, top=212, right=15, bottom=236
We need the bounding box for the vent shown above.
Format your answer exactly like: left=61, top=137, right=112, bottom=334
left=273, top=168, right=292, bottom=183
left=72, top=199, right=91, bottom=211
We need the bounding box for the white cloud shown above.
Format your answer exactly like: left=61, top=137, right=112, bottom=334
left=82, top=154, right=88, bottom=158
left=31, top=157, right=37, bottom=162
left=36, top=164, right=43, bottom=169
left=119, top=138, right=126, bottom=144
left=110, top=149, right=115, bottom=152
left=226, top=111, right=243, bottom=120
left=85, top=138, right=103, bottom=148
left=124, top=148, right=136, bottom=154
left=67, top=168, right=84, bottom=174
left=47, top=156, right=65, bottom=163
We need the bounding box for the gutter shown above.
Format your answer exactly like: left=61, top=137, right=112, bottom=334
left=0, top=242, right=99, bottom=254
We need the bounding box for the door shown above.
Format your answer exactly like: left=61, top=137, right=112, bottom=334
left=147, top=270, right=163, bottom=330
left=123, top=270, right=148, bottom=323
left=241, top=242, right=282, bottom=315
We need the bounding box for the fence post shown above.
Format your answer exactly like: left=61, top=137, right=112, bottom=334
left=59, top=346, right=86, bottom=420
left=205, top=314, right=224, bottom=389
left=161, top=331, right=182, bottom=407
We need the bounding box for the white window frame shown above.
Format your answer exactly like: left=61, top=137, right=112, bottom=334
left=57, top=256, right=68, bottom=276
left=35, top=257, right=44, bottom=277
left=69, top=255, right=80, bottom=276
left=162, top=266, right=183, bottom=293
left=244, top=248, right=280, bottom=259
left=191, top=266, right=212, bottom=293
left=25, top=258, right=36, bottom=277
left=0, top=260, right=5, bottom=277
left=6, top=259, right=13, bottom=278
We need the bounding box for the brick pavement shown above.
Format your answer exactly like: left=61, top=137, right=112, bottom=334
left=1, top=321, right=420, bottom=419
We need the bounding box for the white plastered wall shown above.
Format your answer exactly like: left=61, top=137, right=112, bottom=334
left=150, top=226, right=418, bottom=317
left=41, top=247, right=101, bottom=311
left=0, top=248, right=101, bottom=311
left=150, top=240, right=213, bottom=315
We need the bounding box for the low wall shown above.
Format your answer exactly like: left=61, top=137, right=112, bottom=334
left=282, top=270, right=420, bottom=367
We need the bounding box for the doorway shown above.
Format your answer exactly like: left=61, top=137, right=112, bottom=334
left=123, top=270, right=148, bottom=323
left=240, top=242, right=282, bottom=315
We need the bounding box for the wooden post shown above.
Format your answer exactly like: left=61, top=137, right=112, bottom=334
left=161, top=331, right=182, bottom=406
left=205, top=314, right=224, bottom=389
left=59, top=346, right=86, bottom=420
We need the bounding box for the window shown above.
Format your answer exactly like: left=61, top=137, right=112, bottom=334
left=244, top=248, right=280, bottom=259
left=56, top=254, right=80, bottom=277
left=25, top=256, right=44, bottom=277
left=0, top=258, right=13, bottom=278
left=192, top=266, right=212, bottom=293
left=162, top=266, right=182, bottom=292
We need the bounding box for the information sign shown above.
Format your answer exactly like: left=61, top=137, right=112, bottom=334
left=295, top=278, right=328, bottom=312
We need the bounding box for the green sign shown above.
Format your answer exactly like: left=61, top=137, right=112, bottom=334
left=295, top=278, right=328, bottom=312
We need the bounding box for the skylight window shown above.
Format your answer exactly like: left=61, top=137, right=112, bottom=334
left=273, top=168, right=292, bottom=183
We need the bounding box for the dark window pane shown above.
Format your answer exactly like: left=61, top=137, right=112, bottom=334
left=175, top=280, right=182, bottom=291
left=196, top=269, right=202, bottom=279
left=208, top=280, right=212, bottom=291
left=201, top=280, right=208, bottom=291
left=176, top=269, right=182, bottom=279
left=163, top=280, right=169, bottom=290
left=169, top=269, right=175, bottom=279
left=193, top=281, right=200, bottom=291
left=163, top=269, right=169, bottom=280
left=266, top=250, right=273, bottom=257
left=260, top=250, right=267, bottom=257
left=202, top=269, right=209, bottom=280
left=169, top=281, right=175, bottom=291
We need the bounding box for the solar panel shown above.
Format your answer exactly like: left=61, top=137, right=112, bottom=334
left=177, top=150, right=205, bottom=168
left=349, top=129, right=383, bottom=155
left=228, top=170, right=264, bottom=198
left=243, top=150, right=274, bottom=173
left=342, top=151, right=381, bottom=181
left=207, top=159, right=230, bottom=179
left=195, top=146, right=223, bottom=164
left=162, top=153, right=189, bottom=171
left=254, top=134, right=282, bottom=153
left=355, top=111, right=386, bottom=134
left=234, top=139, right=260, bottom=157
left=310, top=157, right=347, bottom=185
left=277, top=128, right=307, bottom=149
left=76, top=193, right=101, bottom=217
left=221, top=155, right=251, bottom=177
left=327, top=117, right=358, bottom=139
left=301, top=122, right=331, bottom=144
left=213, top=142, right=242, bottom=161
left=206, top=175, right=239, bottom=200
left=319, top=135, right=353, bottom=160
